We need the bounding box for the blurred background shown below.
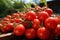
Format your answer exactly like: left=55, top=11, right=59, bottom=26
left=0, top=0, right=60, bottom=18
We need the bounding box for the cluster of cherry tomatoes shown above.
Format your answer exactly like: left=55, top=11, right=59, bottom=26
left=0, top=6, right=60, bottom=40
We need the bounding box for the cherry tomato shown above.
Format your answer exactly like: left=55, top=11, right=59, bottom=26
left=6, top=15, right=12, bottom=19
left=2, top=21, right=8, bottom=24
left=32, top=24, right=40, bottom=30
left=0, top=24, right=3, bottom=30
left=10, top=18, right=17, bottom=23
left=1, top=23, right=14, bottom=32
left=12, top=13, right=20, bottom=18
left=14, top=24, right=25, bottom=36
left=21, top=13, right=26, bottom=19
left=15, top=18, right=23, bottom=23
left=32, top=19, right=40, bottom=24
left=37, top=27, right=50, bottom=39
left=1, top=26, right=7, bottom=32
left=2, top=17, right=9, bottom=21
left=45, top=17, right=59, bottom=30
left=38, top=11, right=49, bottom=22
left=55, top=24, right=60, bottom=35
left=6, top=23, right=14, bottom=31
left=26, top=11, right=36, bottom=21
left=45, top=8, right=53, bottom=16
left=0, top=24, right=3, bottom=27
left=10, top=19, right=15, bottom=23
left=25, top=28, right=36, bottom=39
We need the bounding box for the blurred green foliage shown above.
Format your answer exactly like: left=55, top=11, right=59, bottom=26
left=0, top=0, right=24, bottom=18
left=0, top=0, right=42, bottom=18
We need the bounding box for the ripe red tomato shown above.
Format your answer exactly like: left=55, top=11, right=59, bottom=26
left=32, top=19, right=40, bottom=24
left=10, top=18, right=17, bottom=23
left=21, top=13, right=26, bottom=19
left=2, top=21, right=8, bottom=24
left=12, top=13, right=20, bottom=18
left=45, top=17, right=59, bottom=30
left=6, top=23, right=14, bottom=31
left=32, top=24, right=40, bottom=30
left=2, top=17, right=9, bottom=21
left=1, top=26, right=7, bottom=32
left=45, top=8, right=53, bottom=16
left=10, top=19, right=15, bottom=23
left=25, top=11, right=36, bottom=21
left=0, top=24, right=3, bottom=27
left=15, top=18, right=23, bottom=23
left=1, top=23, right=14, bottom=32
left=14, top=24, right=25, bottom=36
left=25, top=28, right=36, bottom=39
left=55, top=24, right=60, bottom=35
left=6, top=15, right=12, bottom=19
left=37, top=27, right=50, bottom=39
left=38, top=11, right=49, bottom=22
left=0, top=24, right=3, bottom=30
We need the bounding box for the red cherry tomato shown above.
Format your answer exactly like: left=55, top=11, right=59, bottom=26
left=0, top=24, right=3, bottom=27
left=2, top=21, right=8, bottom=24
left=6, top=23, right=14, bottom=31
left=10, top=18, right=17, bottom=23
left=1, top=23, right=14, bottom=32
left=25, top=28, right=36, bottom=39
left=12, top=13, right=20, bottom=18
left=45, top=8, right=53, bottom=16
left=1, top=26, right=7, bottom=32
left=26, top=11, right=36, bottom=21
left=45, top=17, right=59, bottom=30
left=0, top=24, right=3, bottom=30
left=14, top=24, right=25, bottom=36
left=10, top=19, right=15, bottom=23
left=37, top=27, right=50, bottom=39
left=32, top=24, right=40, bottom=30
left=3, top=17, right=9, bottom=21
left=32, top=19, right=40, bottom=24
left=15, top=18, right=23, bottom=23
left=6, top=15, right=12, bottom=19
left=38, top=11, right=49, bottom=22
left=55, top=24, right=60, bottom=35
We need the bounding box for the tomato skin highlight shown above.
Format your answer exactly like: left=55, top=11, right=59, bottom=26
left=32, top=19, right=40, bottom=24
left=45, top=8, right=53, bottom=16
left=15, top=18, right=23, bottom=23
left=26, top=11, right=36, bottom=21
left=2, top=17, right=9, bottom=21
left=45, top=17, right=59, bottom=30
left=25, top=28, right=36, bottom=39
left=32, top=19, right=40, bottom=29
left=0, top=24, right=3, bottom=27
left=6, top=15, right=12, bottom=19
left=38, top=11, right=49, bottom=22
left=37, top=27, right=50, bottom=39
left=14, top=24, right=25, bottom=36
left=55, top=24, right=60, bottom=36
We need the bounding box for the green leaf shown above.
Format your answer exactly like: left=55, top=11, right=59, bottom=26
left=25, top=3, right=31, bottom=8
left=41, top=0, right=47, bottom=6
